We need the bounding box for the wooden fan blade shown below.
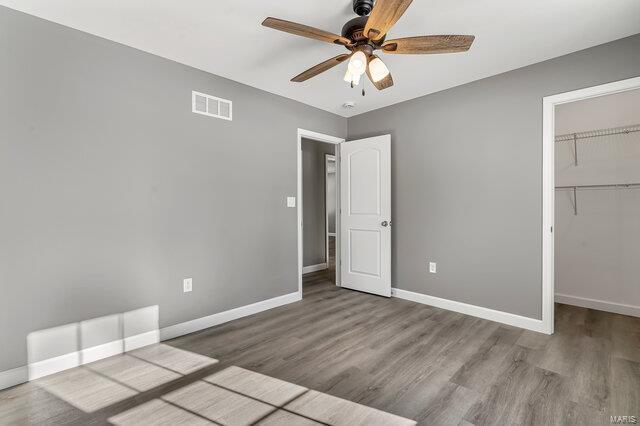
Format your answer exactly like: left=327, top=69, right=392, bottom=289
left=262, top=17, right=352, bottom=46
left=364, top=0, right=413, bottom=42
left=291, top=54, right=351, bottom=82
left=382, top=35, right=475, bottom=54
left=366, top=55, right=394, bottom=90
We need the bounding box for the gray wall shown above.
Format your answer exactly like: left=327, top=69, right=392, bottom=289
left=302, top=139, right=335, bottom=266
left=348, top=34, right=640, bottom=320
left=0, top=7, right=346, bottom=372
left=555, top=90, right=640, bottom=310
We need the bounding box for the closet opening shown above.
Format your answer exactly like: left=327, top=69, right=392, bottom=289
left=542, top=77, right=640, bottom=334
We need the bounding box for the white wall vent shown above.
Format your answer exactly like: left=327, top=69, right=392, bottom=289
left=192, top=91, right=232, bottom=121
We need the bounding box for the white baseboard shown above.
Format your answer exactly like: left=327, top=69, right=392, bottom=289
left=28, top=330, right=161, bottom=382
left=393, top=288, right=547, bottom=334
left=555, top=293, right=640, bottom=317
left=0, top=366, right=28, bottom=391
left=125, top=330, right=160, bottom=351
left=302, top=263, right=328, bottom=274
left=0, top=329, right=161, bottom=390
left=28, top=351, right=82, bottom=381
left=160, top=291, right=301, bottom=341
left=81, top=340, right=125, bottom=365
left=1, top=292, right=300, bottom=391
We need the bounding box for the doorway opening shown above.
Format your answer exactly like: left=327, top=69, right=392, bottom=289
left=297, top=129, right=344, bottom=298
left=297, top=130, right=392, bottom=299
left=541, top=76, right=640, bottom=334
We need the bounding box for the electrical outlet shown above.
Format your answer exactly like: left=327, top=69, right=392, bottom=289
left=286, top=196, right=296, bottom=208
left=429, top=262, right=437, bottom=274
left=183, top=278, right=193, bottom=293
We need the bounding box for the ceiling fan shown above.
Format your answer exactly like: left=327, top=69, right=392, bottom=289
left=262, top=0, right=475, bottom=93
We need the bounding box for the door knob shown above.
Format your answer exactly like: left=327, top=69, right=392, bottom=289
left=381, top=221, right=388, bottom=227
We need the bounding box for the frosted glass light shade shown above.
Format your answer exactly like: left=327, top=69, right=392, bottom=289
left=368, top=57, right=390, bottom=82
left=348, top=51, right=367, bottom=76
left=344, top=68, right=361, bottom=86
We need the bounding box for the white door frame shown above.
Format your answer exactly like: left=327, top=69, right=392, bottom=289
left=541, top=76, right=640, bottom=334
left=325, top=154, right=336, bottom=265
left=297, top=129, right=345, bottom=297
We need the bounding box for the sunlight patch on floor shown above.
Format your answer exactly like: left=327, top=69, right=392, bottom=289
left=108, top=366, right=416, bottom=425
left=35, top=344, right=218, bottom=413
left=130, top=343, right=219, bottom=375
left=35, top=367, right=137, bottom=412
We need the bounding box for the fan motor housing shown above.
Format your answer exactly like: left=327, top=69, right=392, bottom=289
left=341, top=16, right=368, bottom=42
left=341, top=16, right=385, bottom=46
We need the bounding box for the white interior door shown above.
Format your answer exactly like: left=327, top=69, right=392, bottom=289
left=340, top=135, right=391, bottom=297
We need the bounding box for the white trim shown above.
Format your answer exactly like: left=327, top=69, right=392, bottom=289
left=555, top=294, right=640, bottom=318
left=27, top=329, right=160, bottom=381
left=0, top=366, right=28, bottom=391
left=0, top=329, right=161, bottom=390
left=28, top=351, right=82, bottom=381
left=80, top=339, right=125, bottom=365
left=297, top=129, right=345, bottom=296
left=393, top=288, right=546, bottom=333
left=302, top=263, right=328, bottom=274
left=542, top=76, right=640, bottom=335
left=125, top=330, right=160, bottom=352
left=160, top=291, right=301, bottom=341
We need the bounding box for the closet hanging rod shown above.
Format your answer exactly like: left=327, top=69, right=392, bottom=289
left=556, top=183, right=640, bottom=215
left=555, top=183, right=640, bottom=190
left=555, top=123, right=640, bottom=142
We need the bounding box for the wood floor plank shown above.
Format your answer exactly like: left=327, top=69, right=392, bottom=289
left=463, top=346, right=569, bottom=425
left=611, top=314, right=640, bottom=363
left=563, top=400, right=611, bottom=426
left=256, top=409, right=323, bottom=425
left=567, top=335, right=611, bottom=412
left=450, top=326, right=524, bottom=393
left=516, top=329, right=552, bottom=350
left=284, top=389, right=416, bottom=425
left=609, top=357, right=640, bottom=417
left=203, top=366, right=307, bottom=407
left=108, top=399, right=213, bottom=425
left=34, top=367, right=138, bottom=413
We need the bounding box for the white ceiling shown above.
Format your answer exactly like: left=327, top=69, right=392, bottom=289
left=2, top=0, right=640, bottom=117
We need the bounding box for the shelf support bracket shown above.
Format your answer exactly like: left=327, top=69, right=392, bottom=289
left=572, top=186, right=578, bottom=215
left=573, top=133, right=578, bottom=166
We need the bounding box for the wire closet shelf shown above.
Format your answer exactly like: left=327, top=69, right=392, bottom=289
left=554, top=123, right=640, bottom=215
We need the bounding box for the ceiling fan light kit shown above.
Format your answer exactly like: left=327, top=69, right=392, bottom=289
left=262, top=0, right=475, bottom=93
left=368, top=57, right=390, bottom=82
left=348, top=51, right=367, bottom=75
left=344, top=68, right=362, bottom=87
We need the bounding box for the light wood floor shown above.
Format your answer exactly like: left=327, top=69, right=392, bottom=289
left=1, top=269, right=638, bottom=424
